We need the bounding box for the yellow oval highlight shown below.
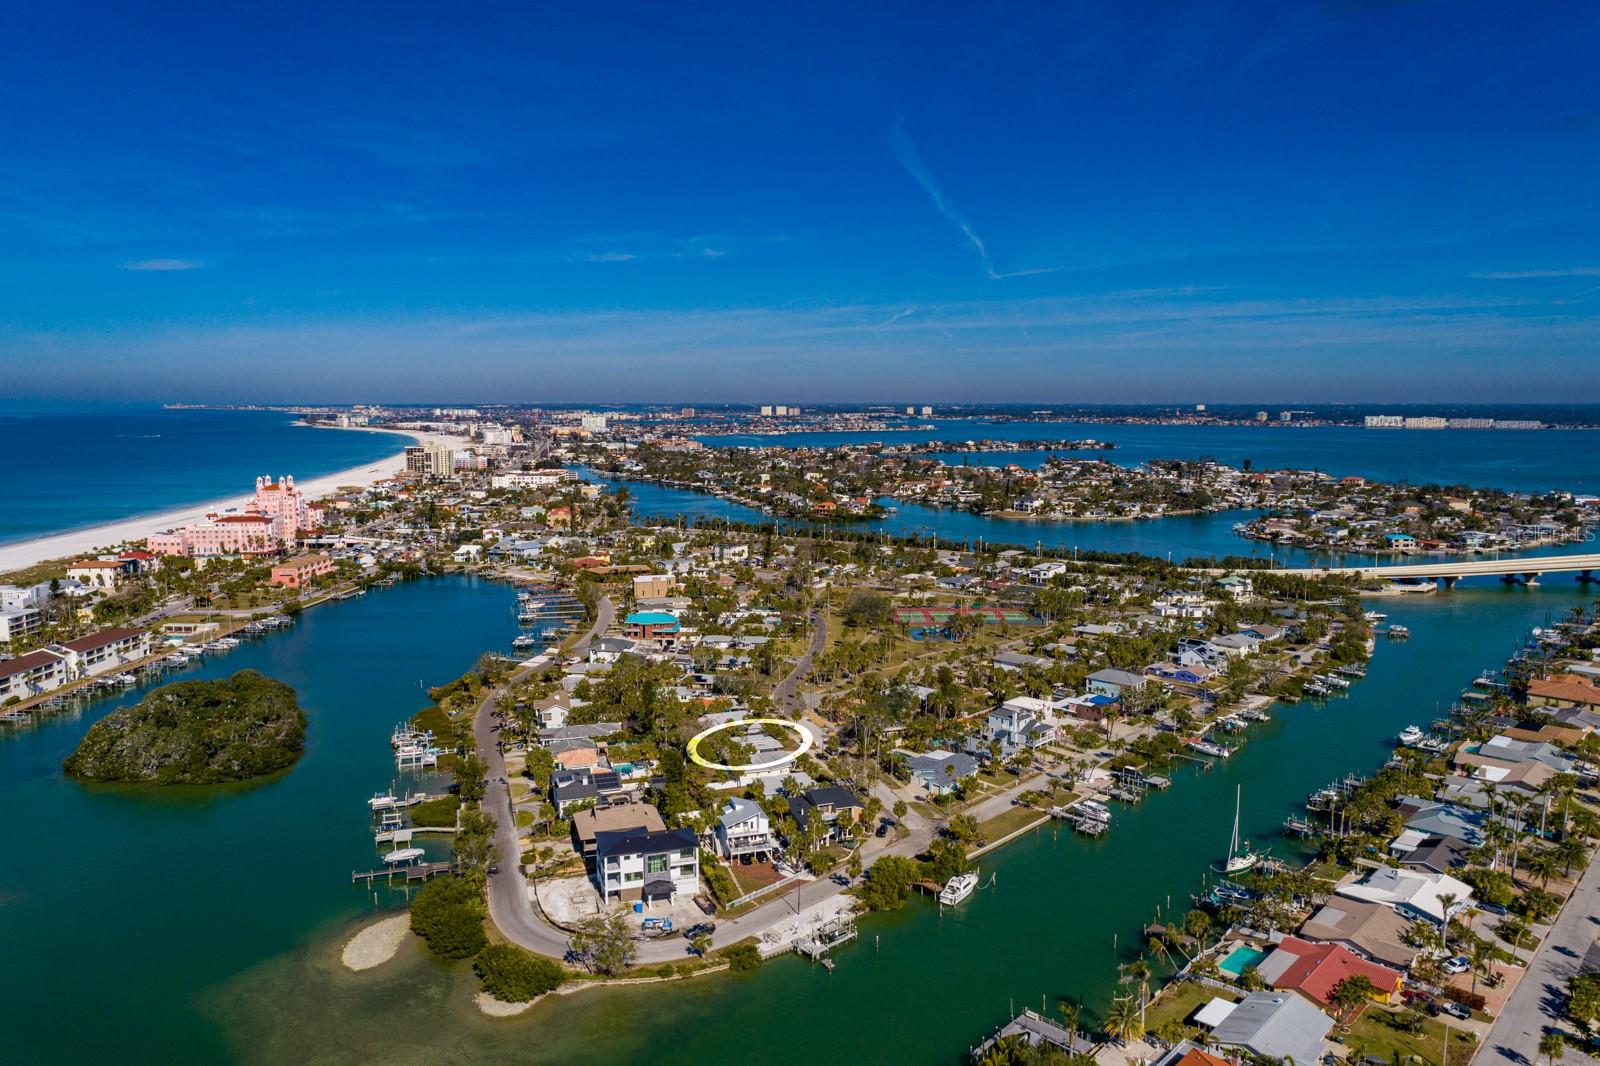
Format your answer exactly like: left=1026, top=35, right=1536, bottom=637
left=686, top=717, right=814, bottom=773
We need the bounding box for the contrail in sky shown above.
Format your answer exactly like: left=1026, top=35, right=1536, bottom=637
left=888, top=119, right=1054, bottom=281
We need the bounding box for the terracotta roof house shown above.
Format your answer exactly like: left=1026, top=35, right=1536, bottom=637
left=1257, top=936, right=1404, bottom=1007
left=1528, top=674, right=1600, bottom=709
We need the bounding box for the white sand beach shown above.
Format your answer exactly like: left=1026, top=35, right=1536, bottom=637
left=0, top=425, right=460, bottom=574
left=341, top=913, right=414, bottom=971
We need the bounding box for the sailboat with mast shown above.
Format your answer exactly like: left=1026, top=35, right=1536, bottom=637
left=1218, top=785, right=1259, bottom=874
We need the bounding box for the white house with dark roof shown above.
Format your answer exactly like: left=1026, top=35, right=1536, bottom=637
left=594, top=825, right=700, bottom=904
left=714, top=797, right=774, bottom=860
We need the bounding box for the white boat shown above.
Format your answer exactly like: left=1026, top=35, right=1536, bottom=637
left=1187, top=737, right=1232, bottom=758
left=1397, top=725, right=1425, bottom=747
left=938, top=871, right=979, bottom=906
left=1076, top=799, right=1112, bottom=822
left=1387, top=624, right=1411, bottom=640
left=381, top=847, right=426, bottom=865
left=1218, top=785, right=1259, bottom=874
left=368, top=791, right=398, bottom=810
left=512, top=635, right=539, bottom=649
left=1364, top=610, right=1388, bottom=622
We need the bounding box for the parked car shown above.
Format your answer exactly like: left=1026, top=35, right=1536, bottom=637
left=1441, top=1002, right=1471, bottom=1021
left=682, top=922, right=716, bottom=940
left=875, top=822, right=890, bottom=838
left=1478, top=900, right=1508, bottom=916
left=1442, top=956, right=1471, bottom=975
left=1401, top=989, right=1433, bottom=1006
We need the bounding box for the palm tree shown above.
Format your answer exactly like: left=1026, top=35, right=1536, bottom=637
left=1104, top=995, right=1145, bottom=1045
left=1528, top=849, right=1559, bottom=890
left=1057, top=999, right=1081, bottom=1037
left=1330, top=975, right=1379, bottom=1022
left=1437, top=892, right=1459, bottom=952
left=1555, top=837, right=1587, bottom=877
left=1469, top=939, right=1495, bottom=996
left=1538, top=1028, right=1566, bottom=1066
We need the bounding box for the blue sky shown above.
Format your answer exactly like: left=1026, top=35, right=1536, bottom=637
left=3, top=1, right=1599, bottom=403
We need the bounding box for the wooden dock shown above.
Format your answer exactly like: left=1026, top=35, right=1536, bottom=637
left=972, top=1009, right=1096, bottom=1059
left=351, top=860, right=458, bottom=884
left=794, top=915, right=857, bottom=960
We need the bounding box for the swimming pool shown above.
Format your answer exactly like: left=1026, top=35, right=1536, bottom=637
left=1218, top=944, right=1267, bottom=977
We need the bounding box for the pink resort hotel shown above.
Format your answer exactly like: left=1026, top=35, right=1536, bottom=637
left=148, top=476, right=324, bottom=558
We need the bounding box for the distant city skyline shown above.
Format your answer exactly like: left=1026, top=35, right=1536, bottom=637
left=4, top=2, right=1600, bottom=402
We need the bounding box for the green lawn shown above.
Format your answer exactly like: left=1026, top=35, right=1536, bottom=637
left=1145, top=981, right=1237, bottom=1034
left=976, top=806, right=1047, bottom=844
left=1343, top=1007, right=1479, bottom=1066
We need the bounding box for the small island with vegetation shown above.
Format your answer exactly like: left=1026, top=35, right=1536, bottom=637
left=63, top=669, right=307, bottom=785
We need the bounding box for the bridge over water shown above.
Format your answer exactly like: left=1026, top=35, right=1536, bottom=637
left=1271, top=551, right=1600, bottom=587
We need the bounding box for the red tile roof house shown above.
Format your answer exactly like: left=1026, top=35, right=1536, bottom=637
left=1256, top=936, right=1404, bottom=1010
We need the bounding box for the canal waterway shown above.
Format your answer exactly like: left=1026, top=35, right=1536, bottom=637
left=204, top=580, right=1597, bottom=1065
left=696, top=420, right=1600, bottom=495
left=3, top=460, right=1598, bottom=1062
left=579, top=466, right=1598, bottom=570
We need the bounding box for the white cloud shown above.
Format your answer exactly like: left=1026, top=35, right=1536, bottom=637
left=120, top=258, right=205, bottom=272
left=1471, top=267, right=1600, bottom=279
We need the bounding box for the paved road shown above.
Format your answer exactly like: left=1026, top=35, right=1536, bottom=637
left=475, top=594, right=613, bottom=960
left=773, top=607, right=825, bottom=713
left=1478, top=852, right=1600, bottom=1066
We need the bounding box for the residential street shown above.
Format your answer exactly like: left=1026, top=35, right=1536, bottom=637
left=475, top=595, right=613, bottom=960
left=773, top=607, right=824, bottom=713
left=1479, top=853, right=1600, bottom=1066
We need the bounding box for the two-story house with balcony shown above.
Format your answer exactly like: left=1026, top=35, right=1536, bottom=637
left=593, top=825, right=700, bottom=905
left=714, top=797, right=774, bottom=861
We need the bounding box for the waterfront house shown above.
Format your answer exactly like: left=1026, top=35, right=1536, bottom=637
left=1335, top=865, right=1471, bottom=926
left=1087, top=668, right=1146, bottom=700
left=907, top=750, right=980, bottom=795
left=787, top=785, right=864, bottom=842
left=1298, top=898, right=1418, bottom=970
left=1528, top=674, right=1600, bottom=710
left=1256, top=936, right=1403, bottom=1008
left=1207, top=991, right=1332, bottom=1066
left=714, top=797, right=775, bottom=860
left=594, top=825, right=700, bottom=904
left=570, top=801, right=665, bottom=862
left=52, top=627, right=152, bottom=680
left=1395, top=797, right=1488, bottom=847
left=0, top=648, right=68, bottom=701
left=269, top=553, right=334, bottom=589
